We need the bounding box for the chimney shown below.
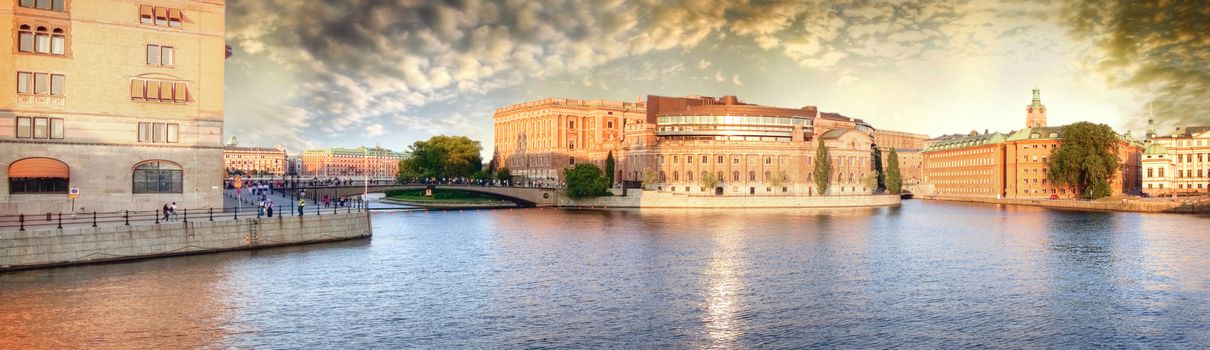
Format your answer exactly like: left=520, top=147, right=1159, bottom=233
left=722, top=95, right=739, bottom=105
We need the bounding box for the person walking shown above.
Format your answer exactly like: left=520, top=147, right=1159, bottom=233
left=298, top=198, right=306, bottom=216
left=257, top=198, right=265, bottom=218
left=169, top=202, right=178, bottom=221
left=162, top=203, right=171, bottom=221
left=266, top=200, right=274, bottom=217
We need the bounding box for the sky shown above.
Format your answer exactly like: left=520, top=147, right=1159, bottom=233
left=223, top=0, right=1209, bottom=158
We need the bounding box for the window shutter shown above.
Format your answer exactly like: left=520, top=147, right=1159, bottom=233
left=130, top=79, right=145, bottom=100
left=155, top=7, right=168, bottom=18
left=174, top=82, right=188, bottom=103
left=146, top=81, right=160, bottom=100
left=159, top=81, right=172, bottom=101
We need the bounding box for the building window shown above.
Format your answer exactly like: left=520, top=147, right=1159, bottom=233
left=140, top=5, right=183, bottom=27
left=19, top=0, right=66, bottom=11
left=130, top=78, right=191, bottom=103
left=133, top=161, right=183, bottom=193
left=8, top=157, right=69, bottom=194
left=138, top=122, right=180, bottom=143
left=147, top=44, right=175, bottom=66
left=732, top=171, right=739, bottom=181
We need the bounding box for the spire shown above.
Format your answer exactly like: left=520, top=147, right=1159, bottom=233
left=1146, top=101, right=1156, bottom=138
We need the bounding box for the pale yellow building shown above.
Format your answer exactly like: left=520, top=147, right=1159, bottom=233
left=1143, top=126, right=1210, bottom=194
left=1, top=0, right=226, bottom=214
left=223, top=146, right=286, bottom=176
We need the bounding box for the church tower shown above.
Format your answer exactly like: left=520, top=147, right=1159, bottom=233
left=1026, top=88, right=1047, bottom=128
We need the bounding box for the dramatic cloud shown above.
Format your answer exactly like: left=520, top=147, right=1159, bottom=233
left=224, top=0, right=1209, bottom=155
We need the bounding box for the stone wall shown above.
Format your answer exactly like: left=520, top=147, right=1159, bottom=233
left=921, top=195, right=1210, bottom=213
left=0, top=212, right=370, bottom=271
left=559, top=189, right=901, bottom=208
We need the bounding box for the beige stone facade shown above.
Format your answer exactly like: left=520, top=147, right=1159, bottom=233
left=1142, top=126, right=1210, bottom=194
left=1, top=0, right=226, bottom=214
left=492, top=97, right=645, bottom=184
left=223, top=146, right=286, bottom=176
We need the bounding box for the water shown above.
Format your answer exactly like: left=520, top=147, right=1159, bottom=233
left=2, top=201, right=1209, bottom=348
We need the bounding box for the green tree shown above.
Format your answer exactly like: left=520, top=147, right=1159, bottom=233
left=768, top=170, right=788, bottom=188
left=495, top=167, right=511, bottom=183
left=886, top=147, right=903, bottom=194
left=1047, top=122, right=1120, bottom=199
left=862, top=172, right=878, bottom=192
left=604, top=151, right=616, bottom=186
left=700, top=171, right=719, bottom=191
left=472, top=169, right=492, bottom=181
left=641, top=169, right=658, bottom=189
left=813, top=138, right=832, bottom=195
left=397, top=135, right=483, bottom=181
left=564, top=163, right=610, bottom=198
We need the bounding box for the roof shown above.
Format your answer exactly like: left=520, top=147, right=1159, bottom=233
left=1144, top=142, right=1168, bottom=155
left=223, top=146, right=285, bottom=153
left=820, top=128, right=860, bottom=140
left=1005, top=126, right=1064, bottom=141
left=923, top=132, right=1007, bottom=152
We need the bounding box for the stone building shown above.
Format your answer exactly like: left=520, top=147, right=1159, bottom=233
left=922, top=89, right=1142, bottom=199
left=492, top=97, right=646, bottom=184
left=1142, top=126, right=1210, bottom=194
left=617, top=95, right=881, bottom=196
left=299, top=146, right=407, bottom=180
left=223, top=146, right=287, bottom=176
left=1, top=0, right=226, bottom=214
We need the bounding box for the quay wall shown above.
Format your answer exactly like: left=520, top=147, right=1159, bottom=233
left=0, top=212, right=371, bottom=271
left=921, top=195, right=1210, bottom=213
left=558, top=189, right=901, bottom=208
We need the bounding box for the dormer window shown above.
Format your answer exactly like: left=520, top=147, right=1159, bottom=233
left=140, top=5, right=183, bottom=27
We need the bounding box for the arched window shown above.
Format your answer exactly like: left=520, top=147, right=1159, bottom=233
left=659, top=171, right=666, bottom=182
left=9, top=157, right=69, bottom=193
left=748, top=171, right=756, bottom=181
left=133, top=161, right=183, bottom=193
left=686, top=172, right=694, bottom=182
left=764, top=171, right=771, bottom=181
left=51, top=28, right=65, bottom=55
left=672, top=171, right=679, bottom=182
left=717, top=171, right=724, bottom=183
left=732, top=171, right=739, bottom=181
left=35, top=26, right=50, bottom=54
left=18, top=25, right=33, bottom=52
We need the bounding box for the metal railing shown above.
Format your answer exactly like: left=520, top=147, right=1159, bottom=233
left=0, top=200, right=368, bottom=232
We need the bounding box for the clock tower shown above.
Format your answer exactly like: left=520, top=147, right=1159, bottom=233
left=1026, top=88, right=1047, bottom=128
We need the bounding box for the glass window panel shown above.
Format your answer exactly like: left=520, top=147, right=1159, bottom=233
left=33, top=117, right=48, bottom=138
left=52, top=0, right=63, bottom=10
left=34, top=73, right=49, bottom=94
left=50, top=118, right=63, bottom=139
left=50, top=74, right=64, bottom=95
left=147, top=45, right=159, bottom=65
left=153, top=123, right=164, bottom=142
left=19, top=32, right=33, bottom=52
left=50, top=35, right=64, bottom=54
left=36, top=0, right=50, bottom=9
left=21, top=0, right=34, bottom=7
left=16, top=117, right=32, bottom=138
left=35, top=34, right=49, bottom=53
left=167, top=123, right=179, bottom=143
left=162, top=47, right=174, bottom=65
left=138, top=122, right=149, bottom=142
left=17, top=72, right=32, bottom=93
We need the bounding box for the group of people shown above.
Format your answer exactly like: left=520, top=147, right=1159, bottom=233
left=160, top=202, right=178, bottom=221
left=256, top=194, right=276, bottom=218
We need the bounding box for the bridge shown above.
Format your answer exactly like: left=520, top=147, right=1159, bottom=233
left=281, top=184, right=560, bottom=207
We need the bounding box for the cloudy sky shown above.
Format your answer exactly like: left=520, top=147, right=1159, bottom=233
left=224, top=0, right=1209, bottom=157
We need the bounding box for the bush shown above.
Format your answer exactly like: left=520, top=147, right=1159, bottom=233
left=564, top=164, right=610, bottom=198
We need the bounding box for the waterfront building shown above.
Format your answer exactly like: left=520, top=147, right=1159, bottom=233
left=874, top=129, right=930, bottom=151
left=1, top=0, right=227, bottom=214
left=619, top=95, right=881, bottom=196
left=492, top=97, right=646, bottom=184
left=223, top=146, right=287, bottom=176
left=922, top=89, right=1142, bottom=199
left=299, top=146, right=407, bottom=179
left=1142, top=126, right=1210, bottom=194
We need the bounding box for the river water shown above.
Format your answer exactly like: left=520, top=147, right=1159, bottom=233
left=2, top=201, right=1209, bottom=348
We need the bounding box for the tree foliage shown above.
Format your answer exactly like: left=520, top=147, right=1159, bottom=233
left=564, top=163, right=610, bottom=198
left=768, top=170, right=788, bottom=188
left=605, top=151, right=616, bottom=185
left=398, top=135, right=483, bottom=181
left=1047, top=122, right=1120, bottom=199
left=496, top=167, right=511, bottom=182
left=813, top=138, right=832, bottom=195
left=886, top=147, right=903, bottom=194
left=641, top=169, right=658, bottom=189
left=700, top=171, right=719, bottom=190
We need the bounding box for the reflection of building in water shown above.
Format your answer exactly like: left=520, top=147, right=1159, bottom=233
left=495, top=95, right=924, bottom=196
left=1142, top=126, right=1210, bottom=195
left=0, top=261, right=230, bottom=349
